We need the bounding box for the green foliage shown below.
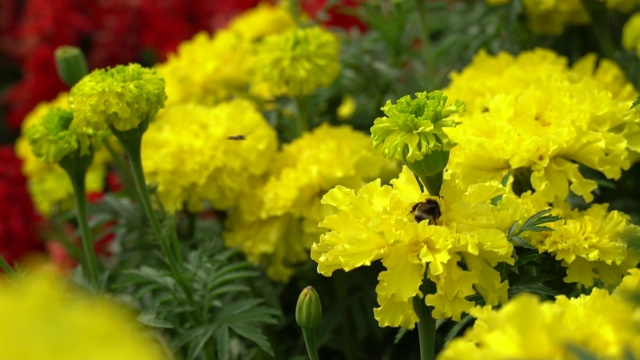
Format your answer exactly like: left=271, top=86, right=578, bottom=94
left=507, top=209, right=562, bottom=249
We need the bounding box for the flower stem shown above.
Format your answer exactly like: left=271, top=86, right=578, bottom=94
left=413, top=0, right=433, bottom=88
left=413, top=271, right=437, bottom=360
left=67, top=168, right=100, bottom=287
left=124, top=136, right=181, bottom=264
left=301, top=327, right=320, bottom=360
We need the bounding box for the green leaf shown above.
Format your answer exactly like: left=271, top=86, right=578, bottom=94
left=631, top=96, right=640, bottom=110
left=510, top=235, right=537, bottom=250
left=229, top=323, right=274, bottom=356
left=137, top=311, right=174, bottom=329
left=216, top=326, right=230, bottom=360
left=444, top=315, right=474, bottom=346
left=186, top=326, right=217, bottom=360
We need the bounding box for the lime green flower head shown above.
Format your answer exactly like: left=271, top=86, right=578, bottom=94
left=252, top=26, right=340, bottom=98
left=371, top=91, right=464, bottom=164
left=26, top=108, right=82, bottom=164
left=70, top=63, right=166, bottom=132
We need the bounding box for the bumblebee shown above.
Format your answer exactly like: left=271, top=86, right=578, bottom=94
left=410, top=198, right=441, bottom=225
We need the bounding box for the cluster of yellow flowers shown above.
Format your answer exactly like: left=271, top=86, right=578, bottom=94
left=0, top=272, right=168, bottom=360
left=487, top=0, right=639, bottom=34
left=438, top=269, right=640, bottom=359
left=445, top=49, right=637, bottom=203
left=157, top=3, right=339, bottom=106
left=226, top=124, right=391, bottom=282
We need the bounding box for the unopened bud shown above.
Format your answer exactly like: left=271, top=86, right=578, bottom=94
left=296, top=286, right=322, bottom=328
left=55, top=46, right=88, bottom=87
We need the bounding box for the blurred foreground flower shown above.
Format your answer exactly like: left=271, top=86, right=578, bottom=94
left=439, top=269, right=640, bottom=360
left=0, top=272, right=169, bottom=360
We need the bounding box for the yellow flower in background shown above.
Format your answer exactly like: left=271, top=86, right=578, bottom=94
left=0, top=272, right=169, bottom=360
left=445, top=48, right=636, bottom=203
left=70, top=64, right=167, bottom=132
left=252, top=26, right=340, bottom=98
left=15, top=93, right=109, bottom=216
left=623, top=12, right=640, bottom=58
left=534, top=203, right=640, bottom=288
left=601, top=0, right=640, bottom=12
left=438, top=273, right=640, bottom=360
left=337, top=95, right=357, bottom=121
left=227, top=2, right=297, bottom=41
left=157, top=4, right=297, bottom=107
left=312, top=166, right=516, bottom=327
left=142, top=100, right=277, bottom=213
left=225, top=124, right=393, bottom=282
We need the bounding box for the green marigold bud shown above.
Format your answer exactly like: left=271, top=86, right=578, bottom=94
left=54, top=46, right=89, bottom=87
left=371, top=90, right=464, bottom=163
left=70, top=63, right=166, bottom=132
left=26, top=108, right=89, bottom=164
left=296, top=286, right=322, bottom=328
left=253, top=26, right=340, bottom=97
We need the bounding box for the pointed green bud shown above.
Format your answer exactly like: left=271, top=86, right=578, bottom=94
left=296, top=286, right=322, bottom=329
left=55, top=46, right=89, bottom=87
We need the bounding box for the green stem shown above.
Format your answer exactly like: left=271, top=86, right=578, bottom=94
left=419, top=171, right=443, bottom=197
left=67, top=169, right=100, bottom=287
left=295, top=96, right=310, bottom=135
left=413, top=271, right=437, bottom=360
left=103, top=140, right=136, bottom=193
left=301, top=327, right=320, bottom=360
left=588, top=2, right=615, bottom=60
left=0, top=254, right=15, bottom=274
left=124, top=138, right=182, bottom=263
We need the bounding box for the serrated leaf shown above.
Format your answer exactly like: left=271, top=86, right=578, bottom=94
left=229, top=323, right=274, bottom=356
left=137, top=311, right=174, bottom=329
left=186, top=326, right=216, bottom=360
left=510, top=236, right=537, bottom=249
left=631, top=97, right=640, bottom=110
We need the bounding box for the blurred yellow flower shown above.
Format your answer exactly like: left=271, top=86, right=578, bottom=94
left=0, top=272, right=168, bottom=360
left=439, top=273, right=640, bottom=360
left=142, top=100, right=278, bottom=212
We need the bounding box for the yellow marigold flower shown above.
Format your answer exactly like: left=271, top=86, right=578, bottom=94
left=157, top=30, right=253, bottom=107
left=439, top=286, right=640, bottom=360
left=227, top=2, right=297, bottom=41
left=533, top=203, right=640, bottom=288
left=70, top=63, right=166, bottom=132
left=142, top=100, right=277, bottom=213
left=252, top=26, right=340, bottom=98
left=624, top=12, right=640, bottom=57
left=225, top=124, right=392, bottom=282
left=446, top=49, right=635, bottom=202
left=600, top=0, right=639, bottom=13
left=261, top=123, right=389, bottom=218
left=0, top=272, right=168, bottom=360
left=16, top=93, right=109, bottom=216
left=522, top=0, right=590, bottom=35
left=371, top=90, right=464, bottom=163
left=26, top=108, right=82, bottom=164
left=312, top=166, right=516, bottom=327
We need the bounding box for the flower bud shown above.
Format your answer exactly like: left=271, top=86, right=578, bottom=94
left=55, top=46, right=89, bottom=87
left=295, top=286, right=322, bottom=328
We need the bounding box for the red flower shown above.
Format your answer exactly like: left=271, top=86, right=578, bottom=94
left=0, top=145, right=44, bottom=266
left=301, top=0, right=368, bottom=32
